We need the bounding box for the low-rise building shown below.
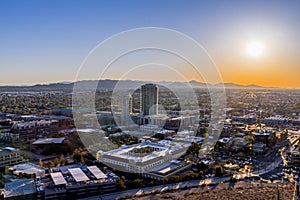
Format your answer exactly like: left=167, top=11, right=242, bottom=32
left=292, top=118, right=300, bottom=126
left=217, top=137, right=233, bottom=150
left=143, top=160, right=191, bottom=181
left=97, top=140, right=190, bottom=180
left=7, top=163, right=45, bottom=178
left=0, top=119, right=21, bottom=142
left=252, top=142, right=267, bottom=154
left=152, top=129, right=176, bottom=139
left=0, top=178, right=36, bottom=200
left=251, top=128, right=276, bottom=146
left=232, top=114, right=256, bottom=124
left=32, top=137, right=65, bottom=145
left=230, top=137, right=249, bottom=152
left=11, top=120, right=59, bottom=140
left=37, top=165, right=116, bottom=200
left=290, top=140, right=300, bottom=165
left=0, top=147, right=26, bottom=168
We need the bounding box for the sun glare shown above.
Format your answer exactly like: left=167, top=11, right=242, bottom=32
left=246, top=41, right=264, bottom=57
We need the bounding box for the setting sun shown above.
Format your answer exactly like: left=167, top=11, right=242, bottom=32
left=246, top=41, right=264, bottom=57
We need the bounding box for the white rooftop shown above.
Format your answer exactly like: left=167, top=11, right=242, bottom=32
left=100, top=140, right=189, bottom=163
left=156, top=129, right=175, bottom=134
left=76, top=128, right=98, bottom=133
left=68, top=168, right=89, bottom=182
left=87, top=166, right=107, bottom=179
left=4, top=147, right=16, bottom=151
left=50, top=172, right=67, bottom=185
left=9, top=163, right=45, bottom=177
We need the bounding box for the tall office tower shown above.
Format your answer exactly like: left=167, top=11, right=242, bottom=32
left=121, top=94, right=133, bottom=125
left=140, top=84, right=158, bottom=115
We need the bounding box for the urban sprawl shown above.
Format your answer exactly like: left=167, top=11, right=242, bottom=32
left=0, top=82, right=299, bottom=200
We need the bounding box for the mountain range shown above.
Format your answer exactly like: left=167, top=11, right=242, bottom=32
left=0, top=80, right=275, bottom=93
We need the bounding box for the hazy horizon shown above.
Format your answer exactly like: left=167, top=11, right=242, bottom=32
left=1, top=78, right=299, bottom=89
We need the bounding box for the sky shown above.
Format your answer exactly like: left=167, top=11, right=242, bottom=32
left=0, top=0, right=299, bottom=88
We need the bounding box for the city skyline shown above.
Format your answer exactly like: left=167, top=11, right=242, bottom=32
left=0, top=0, right=300, bottom=88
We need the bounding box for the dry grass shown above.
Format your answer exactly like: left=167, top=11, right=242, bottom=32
left=128, top=182, right=294, bottom=200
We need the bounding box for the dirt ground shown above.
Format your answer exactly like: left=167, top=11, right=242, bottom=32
left=128, top=181, right=295, bottom=200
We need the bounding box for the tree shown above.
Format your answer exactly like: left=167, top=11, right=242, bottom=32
left=73, top=148, right=81, bottom=162
left=38, top=159, right=43, bottom=167
left=230, top=175, right=237, bottom=183
left=293, top=159, right=300, bottom=164
left=195, top=162, right=208, bottom=171
left=243, top=136, right=254, bottom=143
left=202, top=132, right=209, bottom=138
left=187, top=142, right=201, bottom=156
left=246, top=165, right=254, bottom=175
left=149, top=180, right=154, bottom=186
left=45, top=161, right=54, bottom=168
left=215, top=165, right=224, bottom=177
left=169, top=175, right=181, bottom=183
left=163, top=177, right=169, bottom=183
left=133, top=178, right=143, bottom=186
left=80, top=154, right=85, bottom=165
left=54, top=157, right=59, bottom=166
left=183, top=172, right=199, bottom=180
left=198, top=170, right=204, bottom=177
left=60, top=154, right=65, bottom=166
left=117, top=179, right=126, bottom=190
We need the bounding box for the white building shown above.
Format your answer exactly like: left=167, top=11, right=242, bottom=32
left=97, top=140, right=190, bottom=175
left=8, top=162, right=45, bottom=178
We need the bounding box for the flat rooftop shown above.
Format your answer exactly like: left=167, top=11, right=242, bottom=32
left=1, top=179, right=35, bottom=198
left=0, top=147, right=18, bottom=155
left=157, top=164, right=178, bottom=174
left=4, top=147, right=16, bottom=151
left=100, top=140, right=189, bottom=163
left=9, top=163, right=45, bottom=177
left=87, top=166, right=107, bottom=179
left=148, top=160, right=190, bottom=176
left=50, top=172, right=67, bottom=185
left=68, top=168, right=90, bottom=182
left=32, top=137, right=65, bottom=145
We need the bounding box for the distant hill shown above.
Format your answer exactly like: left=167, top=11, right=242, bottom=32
left=0, top=79, right=278, bottom=93
left=215, top=82, right=263, bottom=89
left=0, top=82, right=75, bottom=93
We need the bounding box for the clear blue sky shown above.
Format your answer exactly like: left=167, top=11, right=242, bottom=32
left=0, top=0, right=299, bottom=87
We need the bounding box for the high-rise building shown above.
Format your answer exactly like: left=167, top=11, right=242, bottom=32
left=121, top=94, right=133, bottom=125
left=140, top=84, right=158, bottom=116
